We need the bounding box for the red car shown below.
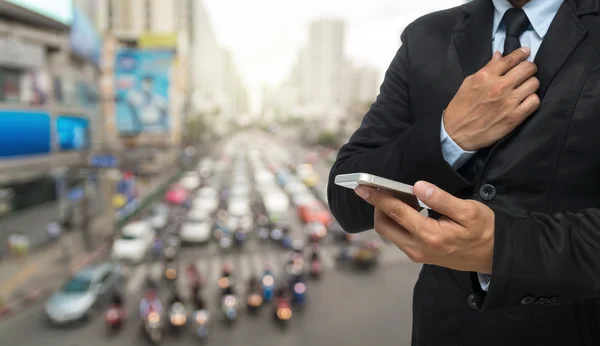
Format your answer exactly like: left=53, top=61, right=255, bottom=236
left=165, top=184, right=189, bottom=205
left=298, top=201, right=332, bottom=225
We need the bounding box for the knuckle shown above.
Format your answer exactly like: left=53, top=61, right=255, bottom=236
left=522, top=61, right=536, bottom=75
left=490, top=82, right=509, bottom=97
left=472, top=70, right=489, bottom=83
left=388, top=204, right=405, bottom=221
left=425, top=233, right=444, bottom=250
left=459, top=204, right=479, bottom=222
left=503, top=55, right=516, bottom=67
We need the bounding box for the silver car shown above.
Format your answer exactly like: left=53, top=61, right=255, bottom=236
left=45, top=262, right=121, bottom=325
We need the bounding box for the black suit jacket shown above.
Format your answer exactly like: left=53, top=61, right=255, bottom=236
left=328, top=0, right=600, bottom=345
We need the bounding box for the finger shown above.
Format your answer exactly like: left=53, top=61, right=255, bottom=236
left=511, top=76, right=540, bottom=103
left=355, top=186, right=424, bottom=233
left=488, top=47, right=531, bottom=75
left=374, top=209, right=415, bottom=247
left=515, top=93, right=541, bottom=119
left=413, top=181, right=471, bottom=224
left=503, top=60, right=537, bottom=88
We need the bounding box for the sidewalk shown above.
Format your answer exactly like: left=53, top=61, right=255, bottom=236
left=0, top=168, right=180, bottom=318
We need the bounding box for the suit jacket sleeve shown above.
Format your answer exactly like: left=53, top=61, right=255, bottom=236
left=327, top=27, right=472, bottom=233
left=472, top=208, right=600, bottom=311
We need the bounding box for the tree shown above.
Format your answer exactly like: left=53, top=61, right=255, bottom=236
left=316, top=130, right=339, bottom=148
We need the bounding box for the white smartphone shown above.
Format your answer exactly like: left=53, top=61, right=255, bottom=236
left=334, top=173, right=430, bottom=210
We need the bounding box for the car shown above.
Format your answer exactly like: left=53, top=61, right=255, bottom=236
left=187, top=208, right=211, bottom=222
left=111, top=221, right=155, bottom=263
left=180, top=171, right=201, bottom=191
left=192, top=195, right=219, bottom=215
left=146, top=203, right=169, bottom=230
left=180, top=222, right=212, bottom=244
left=197, top=158, right=214, bottom=178
left=165, top=184, right=190, bottom=206
left=292, top=192, right=316, bottom=207
left=285, top=180, right=308, bottom=195
left=197, top=186, right=218, bottom=198
left=230, top=184, right=250, bottom=198
left=228, top=197, right=250, bottom=217
left=45, top=262, right=121, bottom=325
left=298, top=201, right=332, bottom=225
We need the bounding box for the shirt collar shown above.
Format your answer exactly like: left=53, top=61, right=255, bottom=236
left=491, top=0, right=564, bottom=39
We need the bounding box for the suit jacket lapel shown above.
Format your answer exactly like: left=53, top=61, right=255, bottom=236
left=454, top=0, right=495, bottom=79
left=535, top=0, right=588, bottom=100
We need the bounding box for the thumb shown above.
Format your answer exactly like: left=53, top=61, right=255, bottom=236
left=413, top=181, right=469, bottom=222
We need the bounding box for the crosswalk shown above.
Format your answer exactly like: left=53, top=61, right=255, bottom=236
left=123, top=243, right=410, bottom=296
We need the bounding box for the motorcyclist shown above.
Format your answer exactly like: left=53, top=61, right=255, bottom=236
left=248, top=276, right=260, bottom=293
left=219, top=263, right=235, bottom=296
left=139, top=284, right=164, bottom=319
left=187, top=263, right=205, bottom=291
left=111, top=290, right=124, bottom=307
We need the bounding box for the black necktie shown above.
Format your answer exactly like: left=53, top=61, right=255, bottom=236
left=503, top=8, right=531, bottom=56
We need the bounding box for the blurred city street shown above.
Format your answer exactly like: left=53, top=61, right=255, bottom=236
left=0, top=131, right=420, bottom=346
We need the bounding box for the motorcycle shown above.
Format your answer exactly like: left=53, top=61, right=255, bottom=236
left=219, top=235, right=233, bottom=251
left=309, top=255, right=322, bottom=279
left=168, top=302, right=187, bottom=333
left=291, top=280, right=307, bottom=307
left=261, top=272, right=275, bottom=302
left=104, top=304, right=126, bottom=334
left=234, top=231, right=246, bottom=248
left=163, top=262, right=178, bottom=285
left=221, top=294, right=238, bottom=323
left=143, top=311, right=163, bottom=344
left=270, top=228, right=283, bottom=242
left=257, top=227, right=270, bottom=240
left=193, top=309, right=211, bottom=340
left=281, top=234, right=292, bottom=249
left=246, top=279, right=263, bottom=313
left=274, top=296, right=292, bottom=326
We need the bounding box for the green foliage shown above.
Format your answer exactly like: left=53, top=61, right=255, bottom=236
left=316, top=130, right=339, bottom=148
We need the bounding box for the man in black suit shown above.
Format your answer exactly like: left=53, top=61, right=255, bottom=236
left=328, top=0, right=600, bottom=345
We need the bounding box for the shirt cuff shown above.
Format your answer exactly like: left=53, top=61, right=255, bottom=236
left=477, top=273, right=491, bottom=291
left=439, top=114, right=476, bottom=169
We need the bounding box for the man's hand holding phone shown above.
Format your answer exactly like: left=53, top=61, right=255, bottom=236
left=444, top=47, right=540, bottom=151
left=354, top=181, right=495, bottom=275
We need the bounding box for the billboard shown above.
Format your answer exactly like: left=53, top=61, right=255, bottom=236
left=70, top=6, right=101, bottom=65
left=0, top=111, right=51, bottom=158
left=138, top=33, right=178, bottom=49
left=6, top=0, right=73, bottom=25
left=114, top=50, right=174, bottom=135
left=56, top=116, right=90, bottom=151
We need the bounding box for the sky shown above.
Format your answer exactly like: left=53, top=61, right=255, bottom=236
left=202, top=0, right=466, bottom=112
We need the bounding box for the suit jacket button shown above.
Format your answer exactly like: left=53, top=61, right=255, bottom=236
left=520, top=296, right=535, bottom=305
left=536, top=297, right=550, bottom=305
left=467, top=293, right=479, bottom=311
left=479, top=184, right=496, bottom=201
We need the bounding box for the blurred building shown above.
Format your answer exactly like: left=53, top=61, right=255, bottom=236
left=95, top=0, right=193, bottom=174
left=0, top=0, right=102, bottom=245
left=264, top=18, right=380, bottom=133
left=190, top=0, right=249, bottom=136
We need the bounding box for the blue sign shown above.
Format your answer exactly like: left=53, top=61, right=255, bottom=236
left=0, top=111, right=51, bottom=158
left=69, top=7, right=101, bottom=65
left=56, top=116, right=90, bottom=151
left=68, top=187, right=84, bottom=201
left=90, top=155, right=118, bottom=168
left=114, top=49, right=174, bottom=135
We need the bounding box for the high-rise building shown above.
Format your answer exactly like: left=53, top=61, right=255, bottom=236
left=307, top=19, right=346, bottom=108
left=190, top=0, right=249, bottom=134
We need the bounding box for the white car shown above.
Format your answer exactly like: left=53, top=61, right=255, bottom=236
left=112, top=221, right=155, bottom=263
left=180, top=172, right=201, bottom=191
left=187, top=208, right=211, bottom=222
left=230, top=184, right=250, bottom=198
left=285, top=181, right=308, bottom=195
left=197, top=186, right=218, bottom=198
left=228, top=198, right=250, bottom=217
left=292, top=192, right=316, bottom=207
left=146, top=204, right=169, bottom=230
left=192, top=195, right=219, bottom=214
left=180, top=222, right=212, bottom=244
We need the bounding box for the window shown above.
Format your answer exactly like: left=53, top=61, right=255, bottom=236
left=0, top=176, right=57, bottom=214
left=0, top=68, right=22, bottom=104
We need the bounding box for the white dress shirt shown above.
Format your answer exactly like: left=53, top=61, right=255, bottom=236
left=439, top=0, right=563, bottom=291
